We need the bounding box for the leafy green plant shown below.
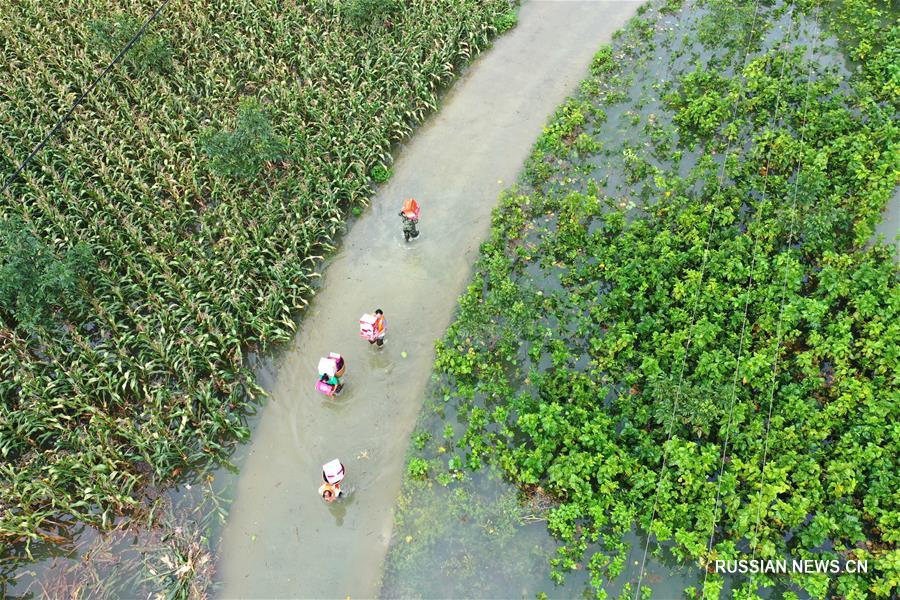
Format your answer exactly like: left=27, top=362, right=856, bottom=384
left=342, top=0, right=401, bottom=28
left=667, top=67, right=732, bottom=144
left=407, top=457, right=430, bottom=479
left=443, top=424, right=455, bottom=440
left=201, top=98, right=286, bottom=179
left=0, top=217, right=94, bottom=333
left=590, top=46, right=617, bottom=76
left=371, top=163, right=393, bottom=183
left=412, top=431, right=431, bottom=450
left=494, top=9, right=518, bottom=34
left=89, top=15, right=171, bottom=74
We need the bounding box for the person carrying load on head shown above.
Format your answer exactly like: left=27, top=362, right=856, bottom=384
left=359, top=310, right=386, bottom=347
left=315, top=354, right=344, bottom=396
left=318, top=458, right=345, bottom=503
left=399, top=198, right=420, bottom=242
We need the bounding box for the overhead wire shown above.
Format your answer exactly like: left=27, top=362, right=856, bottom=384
left=750, top=2, right=822, bottom=569
left=633, top=0, right=767, bottom=594
left=700, top=3, right=823, bottom=594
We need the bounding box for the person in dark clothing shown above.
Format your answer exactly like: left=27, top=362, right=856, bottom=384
left=400, top=212, right=419, bottom=242
left=399, top=198, right=420, bottom=242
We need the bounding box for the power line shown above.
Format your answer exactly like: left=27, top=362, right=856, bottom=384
left=633, top=0, right=766, bottom=594
left=702, top=6, right=819, bottom=594
left=751, top=3, right=822, bottom=566
left=1, top=0, right=173, bottom=195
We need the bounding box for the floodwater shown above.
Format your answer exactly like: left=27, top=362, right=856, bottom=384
left=380, top=430, right=701, bottom=598
left=382, top=0, right=899, bottom=598
left=216, top=2, right=643, bottom=598
left=873, top=189, right=899, bottom=258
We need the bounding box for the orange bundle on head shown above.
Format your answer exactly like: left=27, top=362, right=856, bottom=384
left=402, top=198, right=420, bottom=221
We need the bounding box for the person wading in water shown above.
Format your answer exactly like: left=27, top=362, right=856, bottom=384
left=315, top=353, right=345, bottom=396
left=372, top=309, right=385, bottom=347
left=319, top=459, right=345, bottom=503
left=399, top=198, right=420, bottom=242
left=359, top=310, right=386, bottom=347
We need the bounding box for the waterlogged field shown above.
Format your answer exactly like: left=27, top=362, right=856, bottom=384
left=385, top=0, right=898, bottom=598
left=382, top=419, right=700, bottom=598
left=0, top=0, right=517, bottom=591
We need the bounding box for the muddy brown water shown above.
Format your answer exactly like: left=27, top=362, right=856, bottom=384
left=215, top=2, right=643, bottom=598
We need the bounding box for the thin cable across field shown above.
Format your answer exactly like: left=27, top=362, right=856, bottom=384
left=750, top=4, right=822, bottom=565
left=700, top=5, right=818, bottom=593
left=633, top=1, right=766, bottom=596
left=1, top=0, right=173, bottom=195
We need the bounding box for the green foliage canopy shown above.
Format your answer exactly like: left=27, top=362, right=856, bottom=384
left=89, top=15, right=171, bottom=74
left=405, top=0, right=899, bottom=597
left=201, top=98, right=286, bottom=179
left=341, top=0, right=401, bottom=28
left=0, top=217, right=94, bottom=334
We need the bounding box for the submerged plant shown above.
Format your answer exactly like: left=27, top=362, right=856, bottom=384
left=388, top=0, right=900, bottom=598
left=407, top=457, right=430, bottom=480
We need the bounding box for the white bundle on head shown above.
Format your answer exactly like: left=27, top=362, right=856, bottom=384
left=317, top=356, right=336, bottom=376
left=323, top=458, right=345, bottom=483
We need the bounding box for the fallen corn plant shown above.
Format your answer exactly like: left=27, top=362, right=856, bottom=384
left=0, top=0, right=516, bottom=547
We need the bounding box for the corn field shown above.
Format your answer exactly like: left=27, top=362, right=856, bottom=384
left=0, top=0, right=513, bottom=542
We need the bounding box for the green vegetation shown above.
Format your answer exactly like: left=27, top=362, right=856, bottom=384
left=0, top=216, right=95, bottom=334
left=493, top=8, right=520, bottom=34
left=407, top=457, right=431, bottom=480
left=0, top=0, right=514, bottom=544
left=200, top=98, right=286, bottom=179
left=89, top=15, right=172, bottom=74
left=371, top=163, right=393, bottom=183
left=393, top=0, right=898, bottom=597
left=341, top=0, right=401, bottom=28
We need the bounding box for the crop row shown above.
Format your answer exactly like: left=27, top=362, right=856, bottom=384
left=0, top=0, right=515, bottom=542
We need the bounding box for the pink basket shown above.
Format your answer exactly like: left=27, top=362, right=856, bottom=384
left=359, top=313, right=377, bottom=341
left=316, top=380, right=335, bottom=396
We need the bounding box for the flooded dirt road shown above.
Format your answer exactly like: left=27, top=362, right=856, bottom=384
left=216, top=2, right=642, bottom=597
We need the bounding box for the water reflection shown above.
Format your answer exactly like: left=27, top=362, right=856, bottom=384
left=327, top=490, right=356, bottom=528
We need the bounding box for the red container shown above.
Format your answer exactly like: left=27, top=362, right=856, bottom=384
left=402, top=198, right=420, bottom=221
